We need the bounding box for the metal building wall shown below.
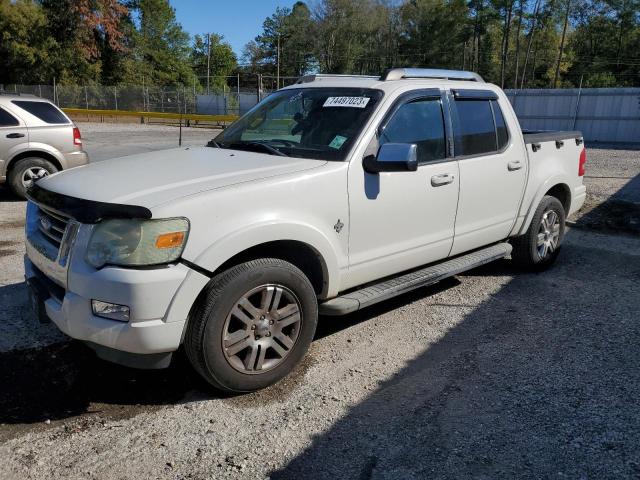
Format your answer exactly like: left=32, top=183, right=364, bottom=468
left=505, top=88, right=640, bottom=144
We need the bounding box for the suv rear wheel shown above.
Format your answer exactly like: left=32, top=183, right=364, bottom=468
left=511, top=195, right=566, bottom=270
left=8, top=157, right=58, bottom=199
left=185, top=258, right=318, bottom=392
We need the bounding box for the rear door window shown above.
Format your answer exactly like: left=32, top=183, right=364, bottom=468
left=11, top=101, right=69, bottom=124
left=453, top=99, right=496, bottom=156
left=380, top=98, right=447, bottom=163
left=0, top=107, right=19, bottom=127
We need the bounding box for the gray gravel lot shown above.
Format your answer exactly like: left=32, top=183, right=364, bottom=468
left=0, top=124, right=639, bottom=480
left=79, top=122, right=219, bottom=161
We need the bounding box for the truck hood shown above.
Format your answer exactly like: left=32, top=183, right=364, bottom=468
left=37, top=147, right=326, bottom=207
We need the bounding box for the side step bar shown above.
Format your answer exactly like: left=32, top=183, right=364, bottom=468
left=319, top=243, right=512, bottom=316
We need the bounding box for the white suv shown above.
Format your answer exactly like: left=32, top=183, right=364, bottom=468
left=24, top=69, right=586, bottom=392
left=0, top=93, right=88, bottom=198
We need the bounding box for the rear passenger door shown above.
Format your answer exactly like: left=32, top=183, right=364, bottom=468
left=0, top=106, right=28, bottom=174
left=448, top=89, right=527, bottom=256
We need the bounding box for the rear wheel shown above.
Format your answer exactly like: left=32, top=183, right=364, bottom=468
left=511, top=195, right=566, bottom=270
left=185, top=258, right=318, bottom=392
left=8, top=157, right=58, bottom=199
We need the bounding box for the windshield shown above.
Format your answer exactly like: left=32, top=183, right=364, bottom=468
left=212, top=88, right=383, bottom=161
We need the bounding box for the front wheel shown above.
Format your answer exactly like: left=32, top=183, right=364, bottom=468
left=511, top=195, right=566, bottom=270
left=185, top=258, right=318, bottom=392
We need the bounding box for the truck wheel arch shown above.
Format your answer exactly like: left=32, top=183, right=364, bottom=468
left=164, top=224, right=341, bottom=326
left=517, top=177, right=572, bottom=236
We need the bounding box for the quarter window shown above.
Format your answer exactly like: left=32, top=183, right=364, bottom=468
left=380, top=98, right=446, bottom=163
left=11, top=101, right=69, bottom=124
left=0, top=107, right=19, bottom=127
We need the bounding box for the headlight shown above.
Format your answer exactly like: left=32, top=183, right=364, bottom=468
left=86, top=218, right=189, bottom=268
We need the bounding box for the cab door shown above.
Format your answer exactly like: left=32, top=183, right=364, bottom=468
left=448, top=89, right=527, bottom=256
left=344, top=89, right=460, bottom=290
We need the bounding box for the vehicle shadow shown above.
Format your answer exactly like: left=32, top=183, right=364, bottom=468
left=0, top=185, right=24, bottom=203
left=270, top=232, right=640, bottom=479
left=573, top=169, right=640, bottom=236
left=0, top=278, right=461, bottom=428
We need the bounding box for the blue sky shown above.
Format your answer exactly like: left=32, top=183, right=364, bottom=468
left=169, top=0, right=299, bottom=58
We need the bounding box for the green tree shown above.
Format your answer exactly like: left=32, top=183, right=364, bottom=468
left=0, top=0, right=57, bottom=84
left=39, top=0, right=130, bottom=83
left=191, top=33, right=237, bottom=91
left=244, top=2, right=316, bottom=77
left=135, top=0, right=194, bottom=86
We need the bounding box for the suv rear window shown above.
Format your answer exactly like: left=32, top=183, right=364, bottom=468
left=11, top=101, right=69, bottom=124
left=0, top=107, right=19, bottom=127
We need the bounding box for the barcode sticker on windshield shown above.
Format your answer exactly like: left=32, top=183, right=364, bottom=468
left=323, top=97, right=370, bottom=108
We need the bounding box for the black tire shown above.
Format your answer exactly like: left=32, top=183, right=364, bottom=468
left=8, top=157, right=58, bottom=199
left=511, top=195, right=566, bottom=270
left=185, top=258, right=318, bottom=393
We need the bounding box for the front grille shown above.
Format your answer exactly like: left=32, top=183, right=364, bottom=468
left=25, top=200, right=79, bottom=289
left=37, top=205, right=70, bottom=252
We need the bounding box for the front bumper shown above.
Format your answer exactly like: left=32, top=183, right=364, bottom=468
left=25, top=256, right=189, bottom=356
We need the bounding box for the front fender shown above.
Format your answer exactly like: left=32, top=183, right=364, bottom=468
left=163, top=221, right=342, bottom=325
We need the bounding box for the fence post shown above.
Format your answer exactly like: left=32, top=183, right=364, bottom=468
left=53, top=77, right=57, bottom=105
left=114, top=86, right=118, bottom=111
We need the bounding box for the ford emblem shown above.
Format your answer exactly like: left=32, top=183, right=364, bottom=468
left=40, top=216, right=52, bottom=231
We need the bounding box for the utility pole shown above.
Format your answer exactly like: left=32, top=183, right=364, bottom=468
left=206, top=33, right=211, bottom=95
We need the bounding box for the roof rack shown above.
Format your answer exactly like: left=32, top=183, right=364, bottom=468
left=294, top=68, right=484, bottom=85
left=381, top=68, right=484, bottom=82
left=296, top=74, right=379, bottom=84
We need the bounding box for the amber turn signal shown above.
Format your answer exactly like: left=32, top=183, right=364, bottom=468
left=155, top=231, right=185, bottom=249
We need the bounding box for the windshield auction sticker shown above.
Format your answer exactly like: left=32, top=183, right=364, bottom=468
left=323, top=97, right=370, bottom=108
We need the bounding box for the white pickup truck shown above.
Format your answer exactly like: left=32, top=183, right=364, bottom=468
left=24, top=69, right=587, bottom=392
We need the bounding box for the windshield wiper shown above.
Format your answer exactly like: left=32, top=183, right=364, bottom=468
left=227, top=141, right=288, bottom=157
left=206, top=139, right=223, bottom=148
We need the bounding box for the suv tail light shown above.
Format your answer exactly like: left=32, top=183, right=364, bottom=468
left=578, top=148, right=586, bottom=176
left=73, top=126, right=82, bottom=146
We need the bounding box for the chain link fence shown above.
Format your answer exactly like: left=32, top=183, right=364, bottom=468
left=0, top=75, right=300, bottom=117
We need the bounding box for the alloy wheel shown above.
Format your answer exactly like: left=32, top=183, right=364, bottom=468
left=537, top=210, right=560, bottom=259
left=21, top=167, right=49, bottom=188
left=221, top=284, right=302, bottom=374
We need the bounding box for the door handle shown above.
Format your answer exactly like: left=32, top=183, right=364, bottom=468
left=6, top=133, right=25, bottom=139
left=508, top=160, right=523, bottom=171
left=431, top=173, right=455, bottom=187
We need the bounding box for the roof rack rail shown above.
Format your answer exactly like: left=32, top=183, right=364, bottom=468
left=296, top=74, right=379, bottom=84
left=381, top=68, right=484, bottom=82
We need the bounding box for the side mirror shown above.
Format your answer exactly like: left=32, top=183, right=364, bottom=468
left=363, top=143, right=418, bottom=173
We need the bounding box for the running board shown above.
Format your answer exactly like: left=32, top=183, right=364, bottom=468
left=319, top=243, right=512, bottom=316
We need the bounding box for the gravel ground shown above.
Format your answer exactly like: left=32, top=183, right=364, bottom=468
left=571, top=146, right=640, bottom=233
left=0, top=125, right=639, bottom=479
left=78, top=122, right=219, bottom=162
